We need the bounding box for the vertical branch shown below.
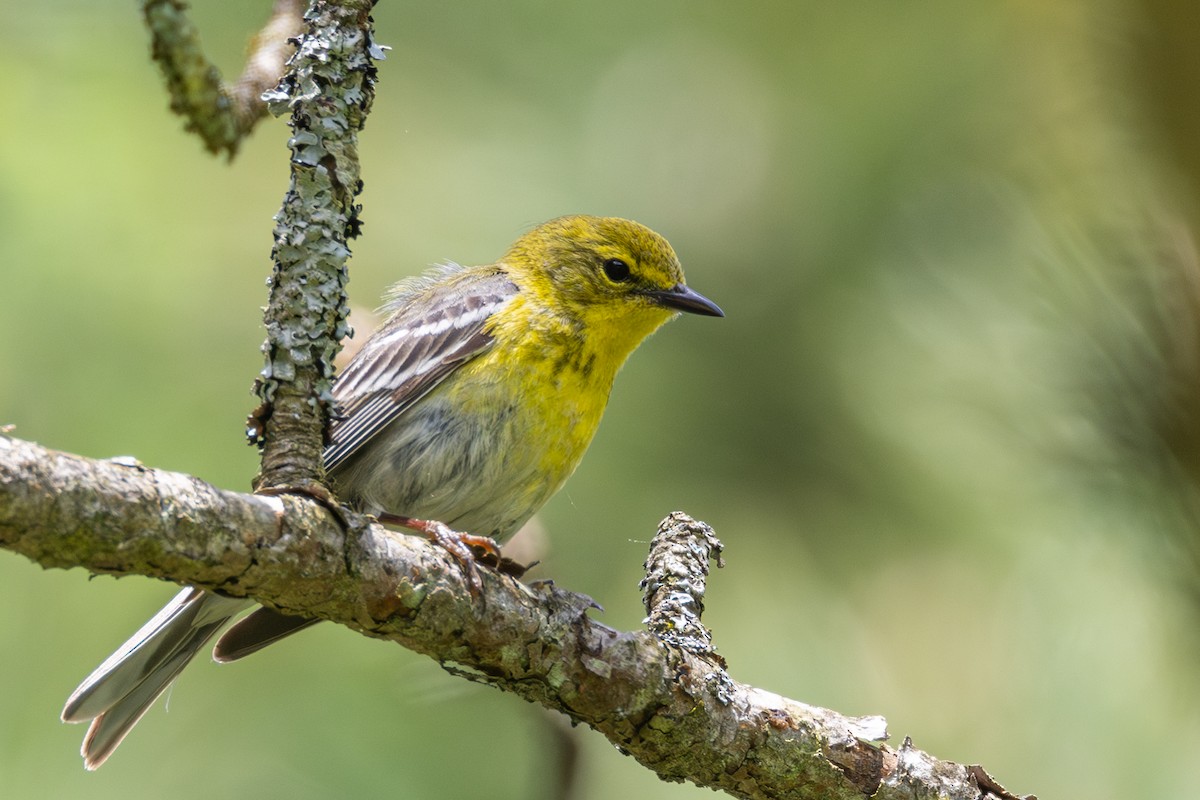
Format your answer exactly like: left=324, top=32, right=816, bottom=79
left=249, top=0, right=383, bottom=493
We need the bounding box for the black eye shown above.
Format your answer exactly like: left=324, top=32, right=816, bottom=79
left=603, top=258, right=631, bottom=282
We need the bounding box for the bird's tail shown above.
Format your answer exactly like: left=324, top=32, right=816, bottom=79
left=61, top=587, right=252, bottom=769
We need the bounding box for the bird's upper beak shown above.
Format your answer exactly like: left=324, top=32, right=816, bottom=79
left=648, top=284, right=724, bottom=317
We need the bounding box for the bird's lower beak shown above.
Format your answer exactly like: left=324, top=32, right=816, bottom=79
left=649, top=284, right=724, bottom=317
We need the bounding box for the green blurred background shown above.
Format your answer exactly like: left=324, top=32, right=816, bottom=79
left=4, top=1, right=1200, bottom=797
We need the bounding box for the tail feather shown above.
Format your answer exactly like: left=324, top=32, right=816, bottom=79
left=213, top=607, right=321, bottom=663
left=61, top=587, right=252, bottom=767
left=78, top=618, right=226, bottom=770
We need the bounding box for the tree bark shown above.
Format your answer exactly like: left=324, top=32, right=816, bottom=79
left=0, top=433, right=1026, bottom=800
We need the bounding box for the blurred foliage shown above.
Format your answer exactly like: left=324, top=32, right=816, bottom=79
left=3, top=1, right=1200, bottom=798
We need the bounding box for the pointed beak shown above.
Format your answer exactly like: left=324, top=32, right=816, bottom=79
left=648, top=284, right=725, bottom=317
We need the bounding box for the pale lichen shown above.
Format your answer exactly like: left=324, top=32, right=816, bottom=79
left=252, top=1, right=383, bottom=492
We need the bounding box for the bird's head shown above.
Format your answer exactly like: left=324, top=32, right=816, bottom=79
left=504, top=215, right=723, bottom=341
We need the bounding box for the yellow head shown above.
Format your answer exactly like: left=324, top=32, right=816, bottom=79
left=503, top=216, right=722, bottom=350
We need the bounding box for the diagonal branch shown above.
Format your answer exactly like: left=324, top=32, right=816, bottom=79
left=0, top=433, right=1027, bottom=800
left=142, top=0, right=306, bottom=157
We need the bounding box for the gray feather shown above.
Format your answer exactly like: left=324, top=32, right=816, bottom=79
left=61, top=588, right=251, bottom=769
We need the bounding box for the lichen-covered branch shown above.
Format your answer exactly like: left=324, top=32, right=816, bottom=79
left=0, top=433, right=1028, bottom=800
left=248, top=0, right=381, bottom=494
left=641, top=511, right=726, bottom=664
left=142, top=0, right=305, bottom=157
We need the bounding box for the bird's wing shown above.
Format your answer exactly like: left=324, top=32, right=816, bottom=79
left=323, top=266, right=517, bottom=472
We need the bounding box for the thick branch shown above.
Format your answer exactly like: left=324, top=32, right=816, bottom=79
left=0, top=434, right=1026, bottom=800
left=142, top=0, right=305, bottom=157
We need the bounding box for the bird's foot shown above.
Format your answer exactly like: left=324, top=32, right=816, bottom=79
left=378, top=514, right=502, bottom=595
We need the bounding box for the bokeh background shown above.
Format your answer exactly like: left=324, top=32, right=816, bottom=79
left=4, top=1, right=1200, bottom=798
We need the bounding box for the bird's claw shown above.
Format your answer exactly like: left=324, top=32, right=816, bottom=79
left=378, top=513, right=502, bottom=596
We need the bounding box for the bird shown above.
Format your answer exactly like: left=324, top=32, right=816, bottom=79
left=60, top=214, right=723, bottom=769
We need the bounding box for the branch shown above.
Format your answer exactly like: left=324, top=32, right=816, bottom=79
left=0, top=433, right=1029, bottom=800
left=142, top=0, right=306, bottom=157
left=248, top=0, right=381, bottom=493
left=142, top=0, right=380, bottom=490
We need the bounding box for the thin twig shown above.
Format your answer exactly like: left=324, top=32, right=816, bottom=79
left=142, top=0, right=305, bottom=157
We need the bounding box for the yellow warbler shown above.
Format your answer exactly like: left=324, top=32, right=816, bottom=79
left=62, top=215, right=722, bottom=768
